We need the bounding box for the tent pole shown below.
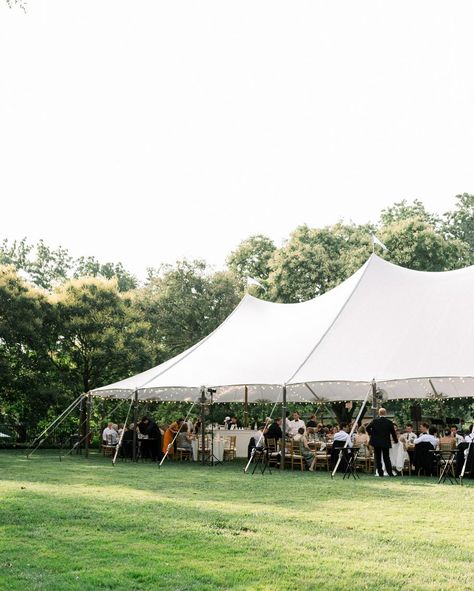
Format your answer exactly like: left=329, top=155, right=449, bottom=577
left=132, top=390, right=139, bottom=462
left=371, top=379, right=378, bottom=420
left=200, top=386, right=206, bottom=466
left=112, top=395, right=135, bottom=465
left=85, top=393, right=91, bottom=459
left=26, top=393, right=85, bottom=459
left=243, top=385, right=249, bottom=428
left=331, top=385, right=372, bottom=479
left=244, top=392, right=282, bottom=474
left=460, top=434, right=474, bottom=484
left=280, top=385, right=287, bottom=471
left=159, top=402, right=196, bottom=467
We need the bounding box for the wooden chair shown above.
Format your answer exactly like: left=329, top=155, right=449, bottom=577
left=285, top=439, right=305, bottom=471
left=176, top=447, right=192, bottom=461
left=266, top=438, right=281, bottom=468
left=224, top=436, right=237, bottom=461
left=101, top=444, right=115, bottom=457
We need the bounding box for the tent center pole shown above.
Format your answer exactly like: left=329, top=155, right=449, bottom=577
left=200, top=387, right=206, bottom=466
left=243, top=385, right=249, bottom=428
left=280, top=385, right=287, bottom=471
left=132, top=390, right=139, bottom=461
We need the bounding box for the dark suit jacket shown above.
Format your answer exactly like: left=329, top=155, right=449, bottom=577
left=366, top=416, right=398, bottom=448
left=265, top=423, right=282, bottom=441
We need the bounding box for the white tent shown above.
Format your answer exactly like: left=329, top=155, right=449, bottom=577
left=91, top=254, right=474, bottom=403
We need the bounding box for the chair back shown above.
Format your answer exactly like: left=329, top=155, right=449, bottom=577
left=266, top=438, right=277, bottom=453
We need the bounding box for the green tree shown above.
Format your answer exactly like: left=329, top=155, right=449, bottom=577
left=0, top=266, right=60, bottom=440
left=267, top=223, right=374, bottom=303
left=227, top=235, right=276, bottom=283
left=379, top=199, right=440, bottom=227
left=378, top=218, right=470, bottom=271
left=137, top=260, right=242, bottom=357
left=52, top=277, right=153, bottom=395
left=444, top=193, right=474, bottom=260
left=73, top=256, right=137, bottom=292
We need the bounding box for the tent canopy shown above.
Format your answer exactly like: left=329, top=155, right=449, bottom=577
left=91, top=255, right=474, bottom=403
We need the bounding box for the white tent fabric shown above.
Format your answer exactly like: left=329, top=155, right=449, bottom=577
left=91, top=255, right=474, bottom=403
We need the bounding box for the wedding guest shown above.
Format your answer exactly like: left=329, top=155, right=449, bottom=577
left=266, top=418, right=283, bottom=442
left=366, top=408, right=398, bottom=477
left=162, top=418, right=184, bottom=457
left=450, top=425, right=464, bottom=446
left=288, top=412, right=305, bottom=437
left=414, top=426, right=439, bottom=449
left=293, top=427, right=315, bottom=468
left=306, top=415, right=318, bottom=428
left=176, top=424, right=194, bottom=459
left=403, top=423, right=417, bottom=445
left=102, top=422, right=118, bottom=445
left=354, top=425, right=370, bottom=456
left=333, top=423, right=353, bottom=448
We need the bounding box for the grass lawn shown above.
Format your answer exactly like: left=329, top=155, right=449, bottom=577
left=0, top=450, right=473, bottom=591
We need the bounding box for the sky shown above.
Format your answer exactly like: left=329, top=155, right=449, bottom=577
left=1, top=1, right=473, bottom=278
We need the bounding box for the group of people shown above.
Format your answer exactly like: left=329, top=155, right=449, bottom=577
left=101, top=416, right=203, bottom=461
left=251, top=409, right=474, bottom=476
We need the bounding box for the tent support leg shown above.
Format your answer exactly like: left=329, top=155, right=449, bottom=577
left=85, top=393, right=91, bottom=459
left=200, top=387, right=206, bottom=466
left=112, top=396, right=135, bottom=465
left=26, top=393, right=85, bottom=459
left=331, top=385, right=372, bottom=479
left=159, top=402, right=196, bottom=467
left=243, top=385, right=249, bottom=428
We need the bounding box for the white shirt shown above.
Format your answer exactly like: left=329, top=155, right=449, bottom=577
left=102, top=427, right=118, bottom=444
left=413, top=433, right=439, bottom=448
left=288, top=419, right=306, bottom=436
left=464, top=433, right=474, bottom=444
left=403, top=431, right=417, bottom=444
left=333, top=430, right=353, bottom=448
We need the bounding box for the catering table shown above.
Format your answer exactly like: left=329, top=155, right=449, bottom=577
left=191, top=429, right=259, bottom=460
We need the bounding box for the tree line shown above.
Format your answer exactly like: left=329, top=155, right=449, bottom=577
left=0, top=195, right=473, bottom=441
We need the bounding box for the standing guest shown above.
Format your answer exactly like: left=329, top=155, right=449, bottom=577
left=306, top=415, right=318, bottom=428
left=162, top=418, right=184, bottom=457
left=265, top=418, right=283, bottom=442
left=450, top=425, right=464, bottom=446
left=366, top=408, right=398, bottom=477
left=194, top=419, right=202, bottom=436
left=288, top=412, right=306, bottom=437
left=413, top=426, right=439, bottom=449
left=229, top=416, right=241, bottom=430
left=102, top=422, right=118, bottom=445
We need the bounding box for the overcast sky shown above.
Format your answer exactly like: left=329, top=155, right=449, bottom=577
left=1, top=1, right=473, bottom=278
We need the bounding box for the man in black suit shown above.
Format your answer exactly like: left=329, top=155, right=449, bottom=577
left=265, top=418, right=283, bottom=442
left=366, top=408, right=398, bottom=477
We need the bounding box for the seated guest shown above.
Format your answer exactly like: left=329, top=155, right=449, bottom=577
left=176, top=424, right=194, bottom=459
left=354, top=425, right=370, bottom=456
left=288, top=412, right=305, bottom=437
left=306, top=415, right=318, bottom=428
left=439, top=429, right=456, bottom=448
left=333, top=423, right=353, bottom=448
left=450, top=425, right=464, bottom=446
left=403, top=423, right=417, bottom=445
left=293, top=427, right=315, bottom=468
left=414, top=425, right=439, bottom=449
left=121, top=423, right=135, bottom=458
left=248, top=425, right=267, bottom=459
left=266, top=418, right=283, bottom=442
left=102, top=422, right=118, bottom=445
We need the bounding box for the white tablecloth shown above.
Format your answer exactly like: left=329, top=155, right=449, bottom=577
left=191, top=437, right=224, bottom=462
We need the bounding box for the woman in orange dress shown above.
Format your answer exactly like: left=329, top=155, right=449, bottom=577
left=162, top=418, right=184, bottom=457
